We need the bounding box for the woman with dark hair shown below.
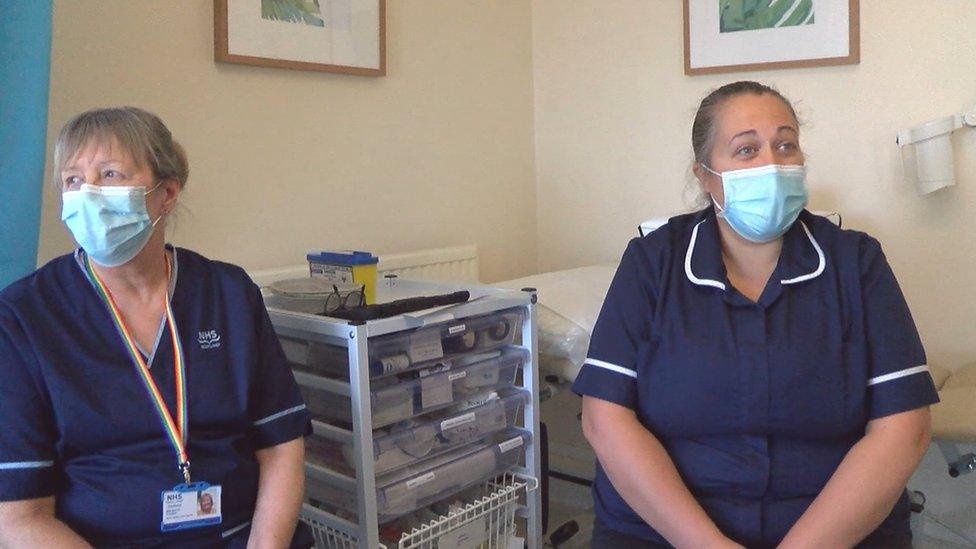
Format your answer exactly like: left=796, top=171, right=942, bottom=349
left=0, top=107, right=313, bottom=548
left=574, top=82, right=938, bottom=548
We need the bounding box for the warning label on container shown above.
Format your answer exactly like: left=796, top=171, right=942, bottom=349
left=310, top=264, right=354, bottom=284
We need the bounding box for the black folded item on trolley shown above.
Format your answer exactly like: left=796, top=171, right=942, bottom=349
left=323, top=291, right=470, bottom=321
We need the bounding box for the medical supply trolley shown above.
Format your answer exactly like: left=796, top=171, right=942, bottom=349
left=266, top=279, right=542, bottom=548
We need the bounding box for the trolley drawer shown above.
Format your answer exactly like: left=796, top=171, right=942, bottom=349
left=299, top=347, right=528, bottom=429
left=280, top=308, right=525, bottom=379
left=305, top=389, right=529, bottom=476
left=306, top=429, right=531, bottom=524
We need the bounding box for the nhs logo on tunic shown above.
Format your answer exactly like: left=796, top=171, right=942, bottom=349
left=198, top=330, right=222, bottom=350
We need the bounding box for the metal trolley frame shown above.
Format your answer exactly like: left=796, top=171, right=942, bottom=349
left=267, top=280, right=542, bottom=548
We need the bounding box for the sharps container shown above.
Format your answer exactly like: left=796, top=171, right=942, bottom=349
left=307, top=250, right=379, bottom=304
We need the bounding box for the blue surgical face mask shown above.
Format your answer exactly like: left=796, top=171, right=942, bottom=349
left=703, top=164, right=808, bottom=243
left=61, top=182, right=164, bottom=267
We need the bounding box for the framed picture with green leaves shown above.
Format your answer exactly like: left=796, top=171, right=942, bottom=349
left=684, top=0, right=859, bottom=75
left=215, top=0, right=385, bottom=76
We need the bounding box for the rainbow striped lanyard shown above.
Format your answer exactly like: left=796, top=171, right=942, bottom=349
left=84, top=253, right=191, bottom=485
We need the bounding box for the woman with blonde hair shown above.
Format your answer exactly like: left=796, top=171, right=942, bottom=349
left=0, top=107, right=313, bottom=548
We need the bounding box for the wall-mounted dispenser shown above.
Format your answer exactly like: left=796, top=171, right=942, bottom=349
left=897, top=105, right=976, bottom=195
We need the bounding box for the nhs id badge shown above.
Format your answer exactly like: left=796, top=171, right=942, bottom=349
left=161, top=482, right=222, bottom=532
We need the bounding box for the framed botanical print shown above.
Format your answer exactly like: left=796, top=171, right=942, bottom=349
left=215, top=0, right=386, bottom=76
left=684, top=0, right=859, bottom=75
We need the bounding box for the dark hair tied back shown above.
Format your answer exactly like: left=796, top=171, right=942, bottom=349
left=691, top=81, right=799, bottom=166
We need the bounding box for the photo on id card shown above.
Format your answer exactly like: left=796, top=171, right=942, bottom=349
left=160, top=482, right=222, bottom=531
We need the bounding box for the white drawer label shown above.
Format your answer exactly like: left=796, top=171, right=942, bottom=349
left=498, top=436, right=523, bottom=453
left=448, top=371, right=467, bottom=381
left=441, top=412, right=476, bottom=431
left=448, top=324, right=466, bottom=335
left=406, top=472, right=436, bottom=490
left=409, top=330, right=444, bottom=363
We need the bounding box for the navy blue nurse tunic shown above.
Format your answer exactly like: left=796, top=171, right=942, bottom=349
left=572, top=208, right=939, bottom=548
left=0, top=246, right=313, bottom=547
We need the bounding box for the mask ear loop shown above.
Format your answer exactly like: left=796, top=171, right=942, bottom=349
left=145, top=180, right=171, bottom=227
left=144, top=180, right=165, bottom=196
left=711, top=196, right=725, bottom=214
left=699, top=164, right=726, bottom=212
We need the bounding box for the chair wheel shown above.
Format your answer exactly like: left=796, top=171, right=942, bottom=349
left=549, top=520, right=580, bottom=547
left=909, top=490, right=926, bottom=513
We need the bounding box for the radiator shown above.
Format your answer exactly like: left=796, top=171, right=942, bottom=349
left=376, top=245, right=479, bottom=283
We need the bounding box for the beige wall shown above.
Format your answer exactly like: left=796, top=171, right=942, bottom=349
left=39, top=1, right=976, bottom=369
left=39, top=0, right=537, bottom=283
left=532, top=0, right=976, bottom=370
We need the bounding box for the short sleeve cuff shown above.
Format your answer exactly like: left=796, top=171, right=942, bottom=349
left=0, top=462, right=58, bottom=501
left=250, top=403, right=313, bottom=449
left=571, top=358, right=637, bottom=410
left=868, top=366, right=940, bottom=420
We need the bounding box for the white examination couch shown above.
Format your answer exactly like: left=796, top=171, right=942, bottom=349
left=928, top=363, right=976, bottom=477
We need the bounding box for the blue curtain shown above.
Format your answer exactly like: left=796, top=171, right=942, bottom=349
left=0, top=1, right=53, bottom=289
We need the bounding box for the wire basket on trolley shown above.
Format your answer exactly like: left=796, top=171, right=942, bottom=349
left=301, top=471, right=538, bottom=549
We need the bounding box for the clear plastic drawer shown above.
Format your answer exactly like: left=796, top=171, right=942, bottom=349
left=299, top=347, right=528, bottom=429
left=280, top=308, right=525, bottom=379
left=305, top=389, right=529, bottom=476
left=307, top=429, right=531, bottom=524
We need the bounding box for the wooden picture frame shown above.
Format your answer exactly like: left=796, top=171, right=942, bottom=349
left=684, top=0, right=859, bottom=76
left=214, top=0, right=386, bottom=76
